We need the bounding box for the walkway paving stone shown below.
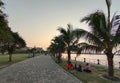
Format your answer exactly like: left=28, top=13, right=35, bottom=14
left=0, top=55, right=82, bottom=83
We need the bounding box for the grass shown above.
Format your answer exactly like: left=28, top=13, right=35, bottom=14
left=52, top=56, right=120, bottom=83
left=0, top=53, right=40, bottom=69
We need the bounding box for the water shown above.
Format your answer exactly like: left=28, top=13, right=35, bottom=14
left=62, top=54, right=120, bottom=68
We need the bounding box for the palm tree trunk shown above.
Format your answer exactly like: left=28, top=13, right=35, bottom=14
left=67, top=50, right=71, bottom=63
left=58, top=52, right=62, bottom=63
left=107, top=54, right=114, bottom=77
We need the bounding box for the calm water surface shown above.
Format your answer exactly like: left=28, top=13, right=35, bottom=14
left=62, top=54, right=120, bottom=68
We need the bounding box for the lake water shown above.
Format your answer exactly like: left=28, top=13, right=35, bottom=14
left=62, top=54, right=120, bottom=68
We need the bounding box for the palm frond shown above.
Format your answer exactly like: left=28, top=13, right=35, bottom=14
left=81, top=11, right=110, bottom=41
left=110, top=12, right=117, bottom=29
left=58, top=24, right=75, bottom=46
left=57, top=27, right=67, bottom=36
left=112, top=27, right=120, bottom=48
left=81, top=15, right=91, bottom=23
left=74, top=29, right=104, bottom=47
left=78, top=42, right=103, bottom=54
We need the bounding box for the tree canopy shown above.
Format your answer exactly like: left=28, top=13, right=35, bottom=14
left=0, top=0, right=26, bottom=54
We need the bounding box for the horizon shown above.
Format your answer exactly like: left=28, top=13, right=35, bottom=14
left=4, top=0, right=120, bottom=50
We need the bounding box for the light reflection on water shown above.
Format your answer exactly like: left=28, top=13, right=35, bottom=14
left=62, top=54, right=120, bottom=68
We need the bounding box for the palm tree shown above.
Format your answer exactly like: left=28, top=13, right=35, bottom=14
left=57, top=24, right=79, bottom=62
left=78, top=0, right=120, bottom=77
left=47, top=35, right=65, bottom=63
left=47, top=42, right=57, bottom=56
left=52, top=35, right=65, bottom=63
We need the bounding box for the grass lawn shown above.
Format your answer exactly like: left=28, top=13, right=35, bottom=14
left=52, top=56, right=120, bottom=83
left=0, top=53, right=40, bottom=69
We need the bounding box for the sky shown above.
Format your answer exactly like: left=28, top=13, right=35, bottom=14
left=3, top=0, right=120, bottom=50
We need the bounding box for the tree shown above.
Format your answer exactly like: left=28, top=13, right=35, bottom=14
left=53, top=35, right=65, bottom=63
left=7, top=32, right=26, bottom=61
left=8, top=44, right=15, bottom=62
left=0, top=0, right=14, bottom=54
left=47, top=42, right=58, bottom=56
left=47, top=35, right=65, bottom=63
left=57, top=24, right=79, bottom=62
left=12, top=32, right=26, bottom=48
left=77, top=0, right=119, bottom=77
left=0, top=0, right=26, bottom=62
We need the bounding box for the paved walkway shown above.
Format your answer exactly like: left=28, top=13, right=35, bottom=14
left=0, top=55, right=82, bottom=83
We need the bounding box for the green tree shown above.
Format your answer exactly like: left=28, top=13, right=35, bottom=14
left=0, top=0, right=26, bottom=62
left=0, top=0, right=14, bottom=54
left=8, top=44, right=15, bottom=62
left=47, top=42, right=58, bottom=56
left=52, top=35, right=65, bottom=63
left=77, top=0, right=119, bottom=77
left=48, top=35, right=65, bottom=54
left=57, top=24, right=79, bottom=62
left=12, top=32, right=26, bottom=48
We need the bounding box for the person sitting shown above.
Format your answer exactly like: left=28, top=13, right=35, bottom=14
left=77, top=64, right=82, bottom=72
left=83, top=63, right=91, bottom=72
left=67, top=61, right=74, bottom=70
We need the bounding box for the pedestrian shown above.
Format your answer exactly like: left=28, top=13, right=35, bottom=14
left=77, top=64, right=82, bottom=72
left=83, top=63, right=91, bottom=72
left=67, top=61, right=74, bottom=70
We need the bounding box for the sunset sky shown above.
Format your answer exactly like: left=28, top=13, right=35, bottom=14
left=4, top=0, right=120, bottom=50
